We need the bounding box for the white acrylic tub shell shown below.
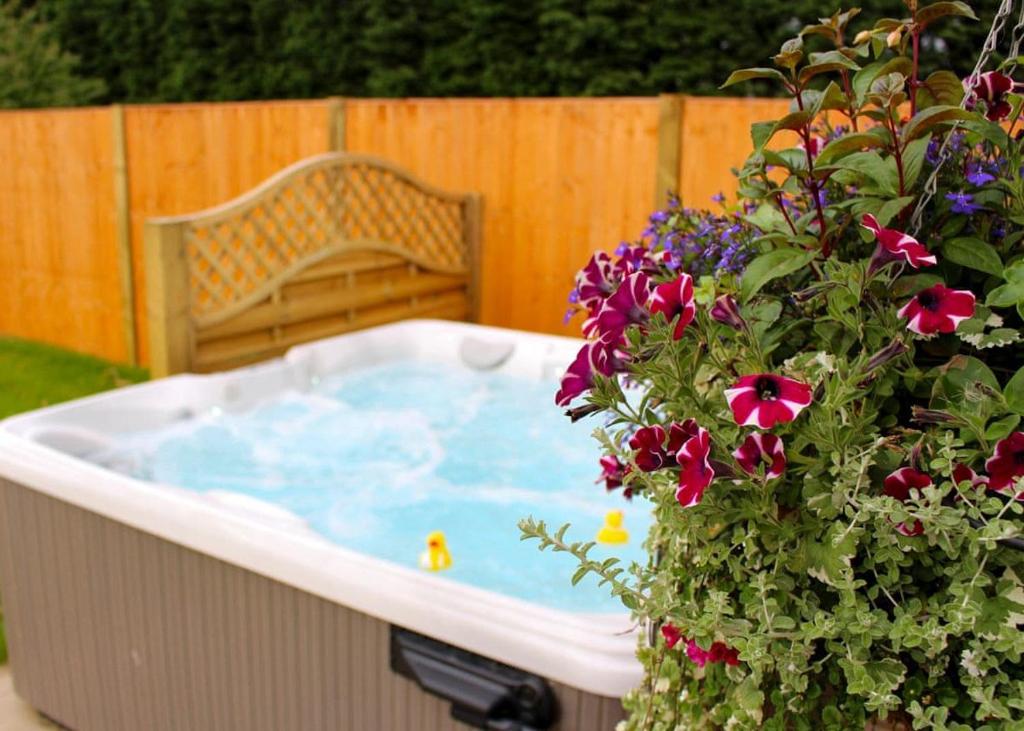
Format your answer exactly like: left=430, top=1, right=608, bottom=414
left=0, top=320, right=643, bottom=698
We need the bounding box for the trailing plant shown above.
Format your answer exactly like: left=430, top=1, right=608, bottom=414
left=523, top=2, right=1024, bottom=728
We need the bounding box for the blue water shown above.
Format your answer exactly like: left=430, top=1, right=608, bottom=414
left=89, top=361, right=650, bottom=613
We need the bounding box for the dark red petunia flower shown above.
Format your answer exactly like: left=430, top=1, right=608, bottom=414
left=861, top=213, right=936, bottom=269
left=724, top=374, right=813, bottom=429
left=897, top=284, right=975, bottom=336
left=986, top=432, right=1024, bottom=495
left=710, top=294, right=746, bottom=330
left=649, top=273, right=696, bottom=340
left=883, top=467, right=930, bottom=536
left=575, top=252, right=619, bottom=313
left=667, top=419, right=699, bottom=453
left=965, top=71, right=1018, bottom=121
left=661, top=623, right=683, bottom=649
left=598, top=455, right=632, bottom=498
left=686, top=639, right=740, bottom=668
left=630, top=425, right=668, bottom=472
left=596, top=272, right=652, bottom=337
left=629, top=420, right=697, bottom=472
left=952, top=463, right=989, bottom=490
left=733, top=433, right=786, bottom=481
left=675, top=426, right=715, bottom=508
left=554, top=337, right=621, bottom=406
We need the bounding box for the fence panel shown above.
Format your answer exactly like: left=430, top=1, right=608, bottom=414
left=344, top=98, right=661, bottom=335
left=124, top=100, right=332, bottom=363
left=0, top=96, right=795, bottom=361
left=0, top=108, right=125, bottom=360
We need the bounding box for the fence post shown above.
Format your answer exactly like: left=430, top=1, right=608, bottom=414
left=327, top=97, right=346, bottom=152
left=654, top=94, right=685, bottom=210
left=144, top=220, right=191, bottom=378
left=111, top=104, right=138, bottom=365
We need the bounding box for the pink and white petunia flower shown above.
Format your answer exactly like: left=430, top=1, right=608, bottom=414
left=724, top=374, right=813, bottom=430
left=733, top=433, right=786, bottom=480
left=986, top=432, right=1024, bottom=496
left=575, top=252, right=619, bottom=313
left=596, top=272, right=652, bottom=337
left=883, top=467, right=930, bottom=536
left=554, top=338, right=620, bottom=406
left=675, top=427, right=715, bottom=508
left=649, top=273, right=696, bottom=340
left=861, top=214, right=937, bottom=269
left=897, top=284, right=975, bottom=336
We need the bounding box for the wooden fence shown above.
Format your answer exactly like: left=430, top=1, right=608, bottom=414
left=0, top=96, right=789, bottom=365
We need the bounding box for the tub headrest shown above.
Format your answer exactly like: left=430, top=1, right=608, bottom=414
left=459, top=337, right=514, bottom=370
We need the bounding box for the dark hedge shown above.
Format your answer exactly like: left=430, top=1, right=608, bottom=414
left=36, top=0, right=1005, bottom=103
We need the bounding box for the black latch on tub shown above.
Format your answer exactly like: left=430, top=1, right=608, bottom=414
left=389, top=626, right=558, bottom=730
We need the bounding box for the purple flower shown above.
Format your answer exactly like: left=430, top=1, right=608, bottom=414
left=966, top=162, right=995, bottom=186
left=711, top=192, right=725, bottom=204
left=945, top=191, right=982, bottom=215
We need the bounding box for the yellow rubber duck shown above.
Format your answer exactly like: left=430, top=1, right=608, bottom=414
left=419, top=530, right=452, bottom=571
left=596, top=510, right=629, bottom=545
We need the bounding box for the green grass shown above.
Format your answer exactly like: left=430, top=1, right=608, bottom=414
left=0, top=336, right=147, bottom=662
left=0, top=336, right=148, bottom=419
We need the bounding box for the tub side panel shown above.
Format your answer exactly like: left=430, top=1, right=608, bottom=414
left=0, top=478, right=626, bottom=730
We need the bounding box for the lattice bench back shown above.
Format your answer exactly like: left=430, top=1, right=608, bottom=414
left=144, top=153, right=482, bottom=376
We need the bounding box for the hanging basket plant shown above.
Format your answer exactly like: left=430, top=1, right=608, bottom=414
left=522, top=2, right=1024, bottom=729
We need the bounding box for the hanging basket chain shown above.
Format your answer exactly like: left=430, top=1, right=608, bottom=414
left=909, top=0, right=1017, bottom=235
left=1005, top=0, right=1024, bottom=72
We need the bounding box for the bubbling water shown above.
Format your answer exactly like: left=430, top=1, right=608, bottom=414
left=86, top=361, right=651, bottom=613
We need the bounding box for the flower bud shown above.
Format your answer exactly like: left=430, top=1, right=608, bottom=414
left=565, top=403, right=603, bottom=422
left=865, top=340, right=909, bottom=372
left=853, top=29, right=873, bottom=45
left=886, top=28, right=902, bottom=48
left=709, top=294, right=746, bottom=330
left=910, top=406, right=959, bottom=425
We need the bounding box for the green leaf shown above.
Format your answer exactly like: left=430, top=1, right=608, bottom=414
left=875, top=196, right=916, bottom=227
left=902, top=136, right=931, bottom=190
left=959, top=119, right=1012, bottom=149
left=902, top=105, right=977, bottom=141
left=1005, top=367, right=1024, bottom=414
left=752, top=111, right=814, bottom=151
left=797, top=50, right=860, bottom=84
left=721, top=67, right=790, bottom=88
left=931, top=355, right=1000, bottom=411
left=751, top=121, right=775, bottom=150
left=833, top=150, right=899, bottom=196
left=915, top=70, right=966, bottom=108
left=815, top=132, right=888, bottom=165
left=852, top=57, right=912, bottom=104
left=915, top=1, right=978, bottom=27
left=986, top=281, right=1024, bottom=308
left=893, top=273, right=943, bottom=296
left=941, top=238, right=1004, bottom=277
left=740, top=248, right=817, bottom=302
left=986, top=414, right=1021, bottom=441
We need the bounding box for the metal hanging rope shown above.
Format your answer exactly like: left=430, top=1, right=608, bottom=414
left=909, top=0, right=1018, bottom=235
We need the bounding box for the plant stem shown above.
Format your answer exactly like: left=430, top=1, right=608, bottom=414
left=775, top=192, right=799, bottom=235
left=910, top=25, right=921, bottom=118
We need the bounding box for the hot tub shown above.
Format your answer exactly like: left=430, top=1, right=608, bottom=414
left=0, top=320, right=645, bottom=731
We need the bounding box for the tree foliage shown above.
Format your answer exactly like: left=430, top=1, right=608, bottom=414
left=0, top=1, right=104, bottom=108
left=27, top=0, right=1007, bottom=104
